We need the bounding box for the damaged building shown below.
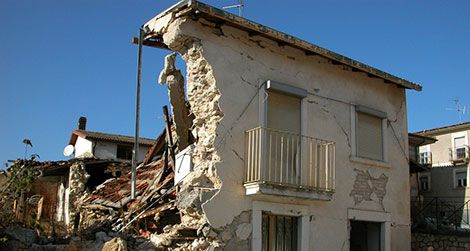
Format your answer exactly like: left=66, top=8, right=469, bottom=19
left=132, top=1, right=423, bottom=250
left=0, top=158, right=131, bottom=236
left=1, top=1, right=424, bottom=250
left=0, top=119, right=173, bottom=250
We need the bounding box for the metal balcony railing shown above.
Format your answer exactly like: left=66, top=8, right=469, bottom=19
left=245, top=127, right=335, bottom=191
left=418, top=151, right=432, bottom=165
left=449, top=145, right=470, bottom=163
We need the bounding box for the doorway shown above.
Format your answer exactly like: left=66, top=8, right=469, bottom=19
left=350, top=220, right=382, bottom=251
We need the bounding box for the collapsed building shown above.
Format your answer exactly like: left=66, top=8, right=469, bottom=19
left=0, top=159, right=131, bottom=235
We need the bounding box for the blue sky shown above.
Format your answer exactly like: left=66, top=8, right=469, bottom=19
left=1, top=0, right=469, bottom=166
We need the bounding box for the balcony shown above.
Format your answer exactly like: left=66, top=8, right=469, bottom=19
left=244, top=127, right=335, bottom=201
left=418, top=151, right=432, bottom=165
left=449, top=146, right=470, bottom=164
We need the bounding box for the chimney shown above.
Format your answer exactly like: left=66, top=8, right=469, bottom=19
left=78, top=116, right=87, bottom=130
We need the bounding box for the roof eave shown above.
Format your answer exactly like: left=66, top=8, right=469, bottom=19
left=416, top=122, right=470, bottom=136
left=144, top=0, right=422, bottom=91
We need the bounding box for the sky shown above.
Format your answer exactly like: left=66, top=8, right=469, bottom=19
left=1, top=0, right=469, bottom=167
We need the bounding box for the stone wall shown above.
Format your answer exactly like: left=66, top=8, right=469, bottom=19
left=68, top=162, right=90, bottom=232
left=412, top=232, right=470, bottom=251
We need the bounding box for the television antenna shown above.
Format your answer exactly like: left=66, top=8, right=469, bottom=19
left=222, top=0, right=245, bottom=17
left=446, top=98, right=467, bottom=123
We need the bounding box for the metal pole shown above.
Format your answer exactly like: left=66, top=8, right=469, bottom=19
left=131, top=28, right=144, bottom=200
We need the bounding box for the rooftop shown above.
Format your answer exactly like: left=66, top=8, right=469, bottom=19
left=415, top=122, right=470, bottom=136
left=69, top=130, right=155, bottom=146
left=143, top=0, right=422, bottom=91
left=408, top=133, right=438, bottom=146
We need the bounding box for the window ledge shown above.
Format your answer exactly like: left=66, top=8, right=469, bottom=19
left=350, top=156, right=391, bottom=168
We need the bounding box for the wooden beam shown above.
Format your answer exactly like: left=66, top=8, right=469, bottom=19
left=131, top=37, right=170, bottom=50
left=142, top=130, right=166, bottom=165
left=163, top=106, right=176, bottom=171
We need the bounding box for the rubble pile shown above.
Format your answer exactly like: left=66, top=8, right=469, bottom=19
left=77, top=158, right=179, bottom=237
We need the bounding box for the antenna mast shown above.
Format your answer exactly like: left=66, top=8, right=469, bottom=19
left=222, top=0, right=244, bottom=17
left=446, top=98, right=467, bottom=123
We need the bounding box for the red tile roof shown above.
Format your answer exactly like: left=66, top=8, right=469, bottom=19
left=83, top=158, right=174, bottom=209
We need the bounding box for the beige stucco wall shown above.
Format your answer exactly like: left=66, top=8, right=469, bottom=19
left=420, top=164, right=470, bottom=199
left=146, top=13, right=411, bottom=251
left=420, top=130, right=470, bottom=166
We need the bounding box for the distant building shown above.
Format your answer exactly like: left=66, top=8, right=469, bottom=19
left=68, top=117, right=154, bottom=161
left=417, top=122, right=470, bottom=167
left=413, top=122, right=470, bottom=229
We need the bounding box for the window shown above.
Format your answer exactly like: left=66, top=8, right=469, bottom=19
left=454, top=136, right=466, bottom=159
left=256, top=80, right=308, bottom=186
left=456, top=170, right=467, bottom=188
left=262, top=80, right=307, bottom=134
left=267, top=91, right=301, bottom=134
left=419, top=152, right=432, bottom=165
left=353, top=106, right=387, bottom=162
left=419, top=175, right=429, bottom=191
left=116, top=145, right=133, bottom=160
left=262, top=213, right=299, bottom=251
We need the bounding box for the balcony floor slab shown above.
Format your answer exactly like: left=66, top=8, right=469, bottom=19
left=244, top=181, right=333, bottom=201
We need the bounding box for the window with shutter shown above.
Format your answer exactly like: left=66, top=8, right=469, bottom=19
left=356, top=112, right=384, bottom=161
left=454, top=136, right=466, bottom=159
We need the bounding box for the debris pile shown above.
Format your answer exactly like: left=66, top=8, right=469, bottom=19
left=0, top=129, right=202, bottom=250
left=77, top=158, right=178, bottom=238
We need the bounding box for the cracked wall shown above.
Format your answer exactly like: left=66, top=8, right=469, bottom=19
left=145, top=8, right=411, bottom=250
